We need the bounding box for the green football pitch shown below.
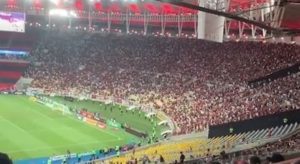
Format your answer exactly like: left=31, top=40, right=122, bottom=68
left=0, top=95, right=142, bottom=160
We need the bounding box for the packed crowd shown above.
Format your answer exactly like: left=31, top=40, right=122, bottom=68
left=204, top=131, right=300, bottom=164
left=25, top=30, right=300, bottom=134
left=240, top=132, right=300, bottom=159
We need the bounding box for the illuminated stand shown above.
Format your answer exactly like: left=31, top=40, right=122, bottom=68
left=197, top=0, right=229, bottom=43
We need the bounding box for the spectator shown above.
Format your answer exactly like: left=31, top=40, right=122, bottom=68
left=0, top=152, right=12, bottom=164
left=267, top=153, right=285, bottom=163
left=249, top=156, right=261, bottom=164
left=159, top=155, right=165, bottom=163
left=180, top=152, right=185, bottom=163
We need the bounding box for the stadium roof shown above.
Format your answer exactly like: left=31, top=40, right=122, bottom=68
left=1, top=0, right=272, bottom=13
left=1, top=0, right=300, bottom=30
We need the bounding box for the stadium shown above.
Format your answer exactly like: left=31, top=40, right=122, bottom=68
left=0, top=0, right=299, bottom=164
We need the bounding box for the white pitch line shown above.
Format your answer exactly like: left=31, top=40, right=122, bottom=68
left=26, top=99, right=120, bottom=138
left=0, top=115, right=30, bottom=134
left=5, top=139, right=121, bottom=154
left=0, top=97, right=132, bottom=157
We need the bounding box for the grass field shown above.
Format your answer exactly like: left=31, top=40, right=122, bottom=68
left=49, top=96, right=163, bottom=136
left=0, top=95, right=139, bottom=160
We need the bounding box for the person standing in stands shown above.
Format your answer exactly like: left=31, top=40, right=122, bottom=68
left=249, top=156, right=261, bottom=164
left=180, top=152, right=185, bottom=163
left=159, top=155, right=165, bottom=163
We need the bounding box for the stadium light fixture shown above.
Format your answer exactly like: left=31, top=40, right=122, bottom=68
left=49, top=9, right=68, bottom=17
left=69, top=10, right=78, bottom=17
left=49, top=8, right=78, bottom=17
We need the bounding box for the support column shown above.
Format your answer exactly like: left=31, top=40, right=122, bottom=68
left=48, top=15, right=51, bottom=27
left=69, top=17, right=72, bottom=28
left=238, top=21, right=245, bottom=38
left=224, top=20, right=231, bottom=37
left=144, top=13, right=149, bottom=35
left=177, top=14, right=183, bottom=37
left=161, top=14, right=166, bottom=35
left=197, top=0, right=206, bottom=39
left=251, top=25, right=257, bottom=38
left=194, top=15, right=198, bottom=37
left=107, top=12, right=111, bottom=32
left=197, top=0, right=226, bottom=42
left=126, top=8, right=131, bottom=34
left=88, top=3, right=92, bottom=30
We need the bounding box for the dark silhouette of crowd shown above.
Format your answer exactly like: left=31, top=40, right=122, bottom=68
left=25, top=30, right=300, bottom=134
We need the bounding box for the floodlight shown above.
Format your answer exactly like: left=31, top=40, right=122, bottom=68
left=50, top=0, right=60, bottom=5
left=49, top=9, right=69, bottom=17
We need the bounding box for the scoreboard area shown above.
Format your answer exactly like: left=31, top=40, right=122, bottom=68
left=0, top=11, right=25, bottom=33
